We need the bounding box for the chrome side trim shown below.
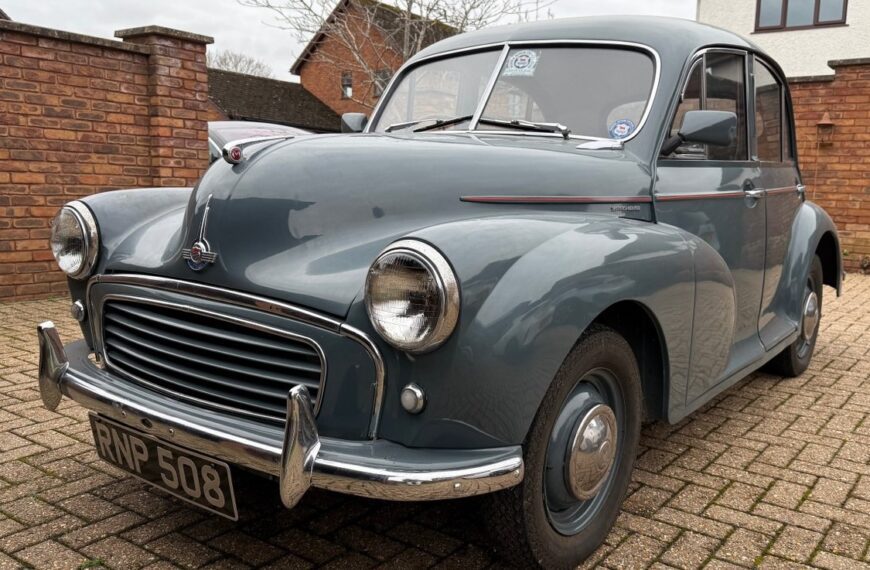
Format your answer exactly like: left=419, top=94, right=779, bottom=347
left=35, top=330, right=524, bottom=502
left=86, top=274, right=386, bottom=438
left=655, top=190, right=747, bottom=202
left=366, top=39, right=662, bottom=144
left=93, top=293, right=327, bottom=422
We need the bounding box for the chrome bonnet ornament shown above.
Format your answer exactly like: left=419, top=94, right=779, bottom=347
left=182, top=194, right=218, bottom=271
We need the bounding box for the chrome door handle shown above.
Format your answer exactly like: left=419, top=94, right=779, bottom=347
left=796, top=184, right=806, bottom=196
left=744, top=189, right=765, bottom=199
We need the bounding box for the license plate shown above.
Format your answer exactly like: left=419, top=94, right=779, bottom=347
left=89, top=414, right=238, bottom=520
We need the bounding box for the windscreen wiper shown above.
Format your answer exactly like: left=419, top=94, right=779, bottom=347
left=384, top=115, right=473, bottom=133
left=478, top=118, right=571, bottom=139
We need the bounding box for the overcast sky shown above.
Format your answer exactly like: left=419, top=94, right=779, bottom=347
left=6, top=0, right=696, bottom=82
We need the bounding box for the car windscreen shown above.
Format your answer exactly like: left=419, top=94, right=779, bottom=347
left=371, top=46, right=656, bottom=140
left=372, top=45, right=655, bottom=139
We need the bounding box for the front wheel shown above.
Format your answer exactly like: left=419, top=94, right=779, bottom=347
left=485, top=325, right=642, bottom=568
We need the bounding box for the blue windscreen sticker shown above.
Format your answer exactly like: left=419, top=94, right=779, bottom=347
left=608, top=119, right=636, bottom=139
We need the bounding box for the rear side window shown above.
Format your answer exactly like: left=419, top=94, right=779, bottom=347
left=755, top=61, right=783, bottom=162
left=665, top=52, right=748, bottom=160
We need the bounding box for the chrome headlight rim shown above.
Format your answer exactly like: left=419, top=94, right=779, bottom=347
left=52, top=201, right=99, bottom=280
left=365, top=239, right=460, bottom=354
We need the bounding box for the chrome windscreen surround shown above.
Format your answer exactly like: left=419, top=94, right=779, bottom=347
left=366, top=39, right=662, bottom=144
left=365, top=239, right=460, bottom=354
left=59, top=201, right=99, bottom=280
left=85, top=274, right=386, bottom=439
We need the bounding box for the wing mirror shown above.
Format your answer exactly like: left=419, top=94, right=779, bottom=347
left=678, top=110, right=737, bottom=147
left=341, top=113, right=368, bottom=133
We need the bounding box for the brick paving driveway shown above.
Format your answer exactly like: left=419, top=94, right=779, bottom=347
left=0, top=276, right=868, bottom=569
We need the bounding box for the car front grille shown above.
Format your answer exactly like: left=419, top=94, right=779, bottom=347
left=101, top=300, right=324, bottom=424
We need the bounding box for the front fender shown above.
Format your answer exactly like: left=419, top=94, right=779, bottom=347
left=67, top=187, right=193, bottom=344
left=353, top=213, right=695, bottom=449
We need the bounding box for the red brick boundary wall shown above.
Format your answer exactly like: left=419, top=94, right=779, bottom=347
left=0, top=21, right=212, bottom=301
left=790, top=58, right=870, bottom=274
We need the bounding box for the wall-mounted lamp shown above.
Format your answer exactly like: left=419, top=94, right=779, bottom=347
left=816, top=112, right=835, bottom=145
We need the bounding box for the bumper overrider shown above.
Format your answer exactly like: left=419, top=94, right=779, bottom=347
left=37, top=322, right=524, bottom=507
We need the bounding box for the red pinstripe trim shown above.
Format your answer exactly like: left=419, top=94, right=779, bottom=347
left=460, top=195, right=653, bottom=204
left=655, top=191, right=745, bottom=202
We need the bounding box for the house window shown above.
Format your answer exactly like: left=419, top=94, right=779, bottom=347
left=341, top=72, right=353, bottom=99
left=756, top=0, right=847, bottom=31
left=373, top=69, right=391, bottom=97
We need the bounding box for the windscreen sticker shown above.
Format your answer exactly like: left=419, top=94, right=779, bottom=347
left=608, top=119, right=636, bottom=139
left=503, top=50, right=539, bottom=77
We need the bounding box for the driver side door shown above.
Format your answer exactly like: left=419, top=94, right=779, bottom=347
left=654, top=49, right=767, bottom=405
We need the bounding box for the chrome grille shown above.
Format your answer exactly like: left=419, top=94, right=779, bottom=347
left=101, top=300, right=323, bottom=424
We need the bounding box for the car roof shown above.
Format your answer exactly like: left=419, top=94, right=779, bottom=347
left=412, top=16, right=759, bottom=63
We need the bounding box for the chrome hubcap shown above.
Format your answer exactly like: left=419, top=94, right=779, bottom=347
left=567, top=404, right=618, bottom=500
left=802, top=291, right=819, bottom=341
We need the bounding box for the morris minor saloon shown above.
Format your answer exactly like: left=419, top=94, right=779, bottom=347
left=38, top=17, right=842, bottom=568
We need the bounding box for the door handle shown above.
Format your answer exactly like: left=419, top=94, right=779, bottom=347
left=796, top=184, right=806, bottom=197
left=744, top=189, right=765, bottom=199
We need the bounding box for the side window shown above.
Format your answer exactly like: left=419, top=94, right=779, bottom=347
left=669, top=60, right=703, bottom=157
left=705, top=52, right=748, bottom=161
left=665, top=52, right=748, bottom=161
left=754, top=61, right=782, bottom=162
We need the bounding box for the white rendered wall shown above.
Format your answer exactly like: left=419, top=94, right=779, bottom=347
left=698, top=0, right=870, bottom=77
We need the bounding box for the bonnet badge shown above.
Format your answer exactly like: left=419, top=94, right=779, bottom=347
left=182, top=194, right=218, bottom=271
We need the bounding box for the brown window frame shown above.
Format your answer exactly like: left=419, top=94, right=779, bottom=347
left=754, top=0, right=848, bottom=32
left=340, top=72, right=353, bottom=100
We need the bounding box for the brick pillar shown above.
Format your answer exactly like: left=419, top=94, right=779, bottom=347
left=115, top=26, right=213, bottom=187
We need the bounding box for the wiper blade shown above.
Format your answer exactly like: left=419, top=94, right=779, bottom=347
left=412, top=114, right=474, bottom=133
left=478, top=118, right=571, bottom=140
left=384, top=115, right=474, bottom=133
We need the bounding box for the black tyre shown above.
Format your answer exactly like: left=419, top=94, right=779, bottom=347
left=485, top=325, right=642, bottom=568
left=763, top=255, right=823, bottom=377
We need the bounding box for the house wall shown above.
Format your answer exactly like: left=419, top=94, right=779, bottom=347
left=0, top=21, right=212, bottom=301
left=789, top=60, right=870, bottom=272
left=698, top=0, right=870, bottom=78
left=298, top=4, right=402, bottom=116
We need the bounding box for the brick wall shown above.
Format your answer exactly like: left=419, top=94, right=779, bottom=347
left=790, top=58, right=870, bottom=273
left=0, top=21, right=213, bottom=301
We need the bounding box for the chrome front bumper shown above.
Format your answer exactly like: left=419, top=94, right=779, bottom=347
left=37, top=322, right=524, bottom=507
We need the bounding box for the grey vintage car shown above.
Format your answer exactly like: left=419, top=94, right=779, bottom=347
left=39, top=16, right=841, bottom=567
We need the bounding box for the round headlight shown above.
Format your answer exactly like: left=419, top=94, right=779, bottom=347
left=50, top=202, right=98, bottom=279
left=365, top=240, right=459, bottom=353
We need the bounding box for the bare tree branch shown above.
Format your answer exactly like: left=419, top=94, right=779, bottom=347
left=207, top=49, right=275, bottom=78
left=238, top=0, right=552, bottom=109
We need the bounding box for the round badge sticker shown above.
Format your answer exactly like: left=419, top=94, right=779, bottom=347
left=608, top=119, right=636, bottom=139
left=503, top=50, right=539, bottom=77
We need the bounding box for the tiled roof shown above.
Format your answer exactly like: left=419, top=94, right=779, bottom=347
left=208, top=68, right=340, bottom=133
left=0, top=8, right=10, bottom=20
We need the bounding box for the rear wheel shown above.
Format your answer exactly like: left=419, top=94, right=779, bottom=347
left=763, top=255, right=823, bottom=377
left=485, top=325, right=642, bottom=568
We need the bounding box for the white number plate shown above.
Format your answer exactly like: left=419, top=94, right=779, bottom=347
left=89, top=414, right=238, bottom=520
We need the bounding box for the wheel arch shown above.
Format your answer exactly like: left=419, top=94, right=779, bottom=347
left=815, top=230, right=841, bottom=294
left=589, top=300, right=669, bottom=422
